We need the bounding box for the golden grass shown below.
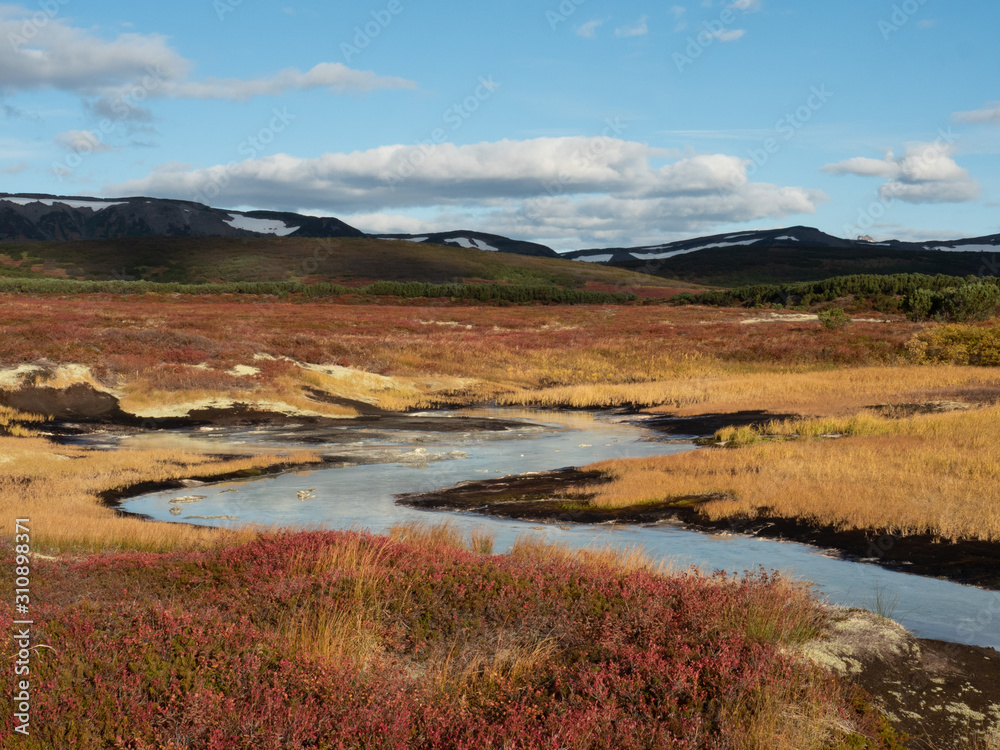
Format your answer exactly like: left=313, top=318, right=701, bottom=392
left=0, top=405, right=46, bottom=437
left=508, top=533, right=675, bottom=577
left=0, top=434, right=321, bottom=553
left=501, top=364, right=1000, bottom=416
left=573, top=406, right=1000, bottom=541
left=387, top=519, right=496, bottom=556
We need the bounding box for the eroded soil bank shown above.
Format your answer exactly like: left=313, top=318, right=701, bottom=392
left=395, top=467, right=1000, bottom=592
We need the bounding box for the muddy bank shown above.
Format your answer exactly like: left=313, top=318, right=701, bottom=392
left=0, top=382, right=528, bottom=439
left=395, top=468, right=1000, bottom=591
left=637, top=409, right=798, bottom=437
left=98, top=455, right=350, bottom=522
left=808, top=609, right=1000, bottom=748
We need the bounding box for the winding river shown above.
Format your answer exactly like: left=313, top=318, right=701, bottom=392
left=111, top=408, right=999, bottom=650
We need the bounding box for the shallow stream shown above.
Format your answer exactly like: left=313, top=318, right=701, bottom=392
left=113, top=408, right=999, bottom=650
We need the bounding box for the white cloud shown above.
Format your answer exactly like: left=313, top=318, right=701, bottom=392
left=671, top=6, right=688, bottom=31
left=152, top=63, right=414, bottom=100
left=728, top=0, right=761, bottom=11
left=109, top=136, right=826, bottom=248
left=953, top=102, right=1000, bottom=124
left=712, top=28, right=746, bottom=42
left=575, top=18, right=606, bottom=38
left=0, top=6, right=414, bottom=101
left=615, top=16, right=649, bottom=37
left=823, top=141, right=980, bottom=204
left=1, top=162, right=30, bottom=175
left=54, top=129, right=116, bottom=153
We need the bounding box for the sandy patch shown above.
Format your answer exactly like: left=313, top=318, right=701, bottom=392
left=740, top=313, right=892, bottom=325
left=121, top=397, right=345, bottom=420
left=0, top=363, right=105, bottom=391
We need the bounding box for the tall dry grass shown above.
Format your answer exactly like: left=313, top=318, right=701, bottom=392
left=574, top=405, right=1000, bottom=541
left=0, top=405, right=46, bottom=437
left=0, top=434, right=321, bottom=552
left=501, top=364, right=1000, bottom=415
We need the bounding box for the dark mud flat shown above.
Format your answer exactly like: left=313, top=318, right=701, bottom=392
left=396, top=468, right=1000, bottom=591
left=637, top=410, right=798, bottom=437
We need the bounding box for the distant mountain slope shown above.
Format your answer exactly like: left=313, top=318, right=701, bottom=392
left=0, top=235, right=685, bottom=290
left=563, top=226, right=1000, bottom=285
left=0, top=195, right=564, bottom=261
left=375, top=230, right=559, bottom=258
left=0, top=194, right=364, bottom=242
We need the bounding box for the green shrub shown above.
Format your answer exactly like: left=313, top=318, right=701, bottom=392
left=818, top=308, right=851, bottom=330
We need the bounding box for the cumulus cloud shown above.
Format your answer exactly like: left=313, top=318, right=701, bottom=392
left=54, top=129, right=116, bottom=153
left=575, top=18, right=606, bottom=38
left=822, top=141, right=980, bottom=204
left=711, top=28, right=746, bottom=42
left=953, top=102, right=1000, bottom=124
left=615, top=16, right=649, bottom=37
left=0, top=6, right=413, bottom=100
left=109, top=136, right=826, bottom=248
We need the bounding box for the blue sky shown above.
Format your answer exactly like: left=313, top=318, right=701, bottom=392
left=1, top=0, right=998, bottom=250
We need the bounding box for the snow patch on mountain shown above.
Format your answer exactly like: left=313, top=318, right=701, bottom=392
left=2, top=197, right=126, bottom=211
left=224, top=215, right=299, bottom=236
left=926, top=244, right=999, bottom=253
left=445, top=237, right=499, bottom=252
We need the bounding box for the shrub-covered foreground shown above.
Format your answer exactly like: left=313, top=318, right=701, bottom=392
left=1, top=528, right=901, bottom=749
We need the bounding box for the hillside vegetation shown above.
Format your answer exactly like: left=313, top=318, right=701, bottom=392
left=0, top=235, right=686, bottom=291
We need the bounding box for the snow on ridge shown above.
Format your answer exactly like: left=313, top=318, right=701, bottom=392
left=445, top=237, right=499, bottom=252
left=1, top=196, right=126, bottom=211
left=224, top=214, right=299, bottom=236
left=774, top=236, right=800, bottom=242
left=631, top=239, right=757, bottom=260
left=926, top=243, right=999, bottom=253
left=575, top=254, right=614, bottom=263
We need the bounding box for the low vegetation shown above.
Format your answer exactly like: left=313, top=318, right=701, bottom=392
left=0, top=526, right=902, bottom=749
left=0, top=277, right=637, bottom=304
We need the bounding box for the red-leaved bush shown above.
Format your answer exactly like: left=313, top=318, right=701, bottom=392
left=1, top=530, right=898, bottom=749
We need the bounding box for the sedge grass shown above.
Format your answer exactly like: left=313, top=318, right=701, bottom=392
left=0, top=434, right=321, bottom=553
left=573, top=405, right=1000, bottom=541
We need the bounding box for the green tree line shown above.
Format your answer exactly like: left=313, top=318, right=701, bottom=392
left=0, top=277, right=637, bottom=305
left=671, top=273, right=1000, bottom=322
